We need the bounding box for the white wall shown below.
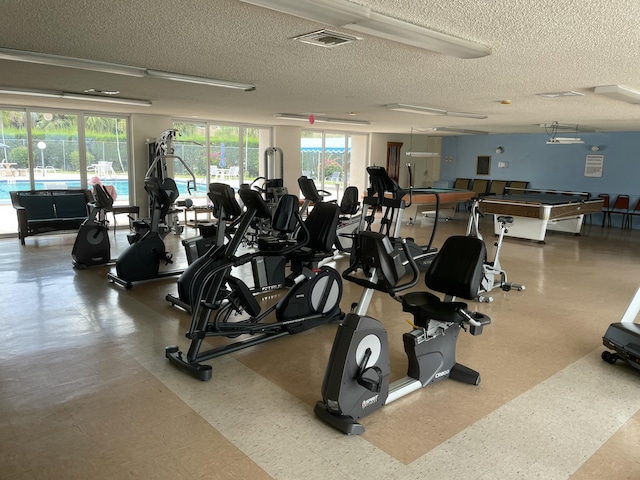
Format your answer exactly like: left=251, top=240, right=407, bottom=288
left=273, top=125, right=302, bottom=195
left=131, top=114, right=172, bottom=214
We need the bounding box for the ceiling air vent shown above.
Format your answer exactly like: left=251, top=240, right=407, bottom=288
left=292, top=29, right=361, bottom=48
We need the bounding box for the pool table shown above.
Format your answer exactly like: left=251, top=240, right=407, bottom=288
left=405, top=188, right=476, bottom=220
left=479, top=193, right=603, bottom=242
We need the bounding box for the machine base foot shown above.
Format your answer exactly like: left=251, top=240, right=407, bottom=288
left=165, top=345, right=213, bottom=381
left=314, top=401, right=365, bottom=435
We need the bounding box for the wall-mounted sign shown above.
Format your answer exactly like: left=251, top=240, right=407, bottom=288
left=585, top=155, right=604, bottom=177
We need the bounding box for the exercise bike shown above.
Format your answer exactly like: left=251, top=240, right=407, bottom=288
left=314, top=231, right=491, bottom=435
left=165, top=194, right=344, bottom=381
left=602, top=285, right=640, bottom=372
left=466, top=197, right=525, bottom=302
left=72, top=183, right=114, bottom=269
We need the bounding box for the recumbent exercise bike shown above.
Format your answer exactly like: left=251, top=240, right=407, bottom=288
left=314, top=231, right=491, bottom=435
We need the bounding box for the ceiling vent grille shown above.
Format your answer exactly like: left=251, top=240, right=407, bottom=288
left=293, top=29, right=361, bottom=48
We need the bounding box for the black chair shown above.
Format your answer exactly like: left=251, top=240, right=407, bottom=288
left=470, top=179, right=490, bottom=196
left=628, top=198, right=640, bottom=229
left=453, top=178, right=472, bottom=190
left=598, top=193, right=611, bottom=227
left=506, top=181, right=530, bottom=194
left=609, top=194, right=630, bottom=229
left=487, top=180, right=508, bottom=196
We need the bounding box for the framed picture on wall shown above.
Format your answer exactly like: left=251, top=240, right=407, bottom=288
left=476, top=155, right=491, bottom=175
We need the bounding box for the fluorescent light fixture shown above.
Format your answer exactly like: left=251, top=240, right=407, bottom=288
left=537, top=91, right=584, bottom=98
left=387, top=103, right=445, bottom=115
left=0, top=87, right=62, bottom=98
left=0, top=47, right=146, bottom=77
left=406, top=151, right=439, bottom=157
left=239, top=0, right=490, bottom=59
left=274, top=113, right=370, bottom=125
left=0, top=47, right=255, bottom=91
left=0, top=87, right=151, bottom=106
left=546, top=137, right=584, bottom=145
left=147, top=70, right=255, bottom=91
left=435, top=127, right=488, bottom=135
left=406, top=126, right=439, bottom=156
left=62, top=93, right=152, bottom=106
left=445, top=111, right=488, bottom=119
left=539, top=123, right=595, bottom=133
left=345, top=11, right=491, bottom=59
left=594, top=84, right=640, bottom=104
left=239, top=0, right=370, bottom=25
left=387, top=103, right=487, bottom=119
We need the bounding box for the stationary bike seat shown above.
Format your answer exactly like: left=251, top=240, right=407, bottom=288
left=401, top=291, right=469, bottom=326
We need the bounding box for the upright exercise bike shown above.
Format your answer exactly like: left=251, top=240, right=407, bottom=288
left=72, top=183, right=114, bottom=269
left=466, top=197, right=525, bottom=302
left=314, top=231, right=491, bottom=435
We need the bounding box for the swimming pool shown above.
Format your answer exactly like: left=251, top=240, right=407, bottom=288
left=0, top=178, right=201, bottom=202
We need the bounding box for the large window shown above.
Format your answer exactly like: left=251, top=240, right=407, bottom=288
left=172, top=120, right=272, bottom=203
left=300, top=130, right=368, bottom=203
left=0, top=108, right=131, bottom=237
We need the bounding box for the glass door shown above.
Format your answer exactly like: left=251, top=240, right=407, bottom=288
left=30, top=111, right=80, bottom=189
left=171, top=121, right=208, bottom=205
left=84, top=115, right=131, bottom=205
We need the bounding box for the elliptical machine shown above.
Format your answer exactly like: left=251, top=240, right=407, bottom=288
left=166, top=183, right=292, bottom=312
left=314, top=231, right=491, bottom=435
left=466, top=197, right=525, bottom=302
left=358, top=165, right=437, bottom=270
left=72, top=183, right=114, bottom=269
left=297, top=175, right=361, bottom=253
left=165, top=191, right=344, bottom=381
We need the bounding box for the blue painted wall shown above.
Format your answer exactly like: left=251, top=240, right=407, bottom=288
left=441, top=131, right=640, bottom=227
left=441, top=131, right=640, bottom=194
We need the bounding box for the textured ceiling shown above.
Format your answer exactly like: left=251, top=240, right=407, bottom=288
left=1, top=0, right=640, bottom=135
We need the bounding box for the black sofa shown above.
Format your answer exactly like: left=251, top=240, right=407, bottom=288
left=10, top=189, right=92, bottom=245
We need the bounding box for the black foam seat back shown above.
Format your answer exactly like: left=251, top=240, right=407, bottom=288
left=271, top=194, right=299, bottom=234
left=238, top=184, right=272, bottom=219
left=356, top=231, right=406, bottom=290
left=93, top=184, right=114, bottom=209
left=299, top=201, right=340, bottom=252
left=208, top=183, right=242, bottom=220
left=298, top=176, right=324, bottom=203
left=425, top=235, right=486, bottom=300
left=367, top=166, right=401, bottom=200
left=144, top=177, right=167, bottom=213
left=161, top=178, right=180, bottom=205
left=340, top=186, right=359, bottom=215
